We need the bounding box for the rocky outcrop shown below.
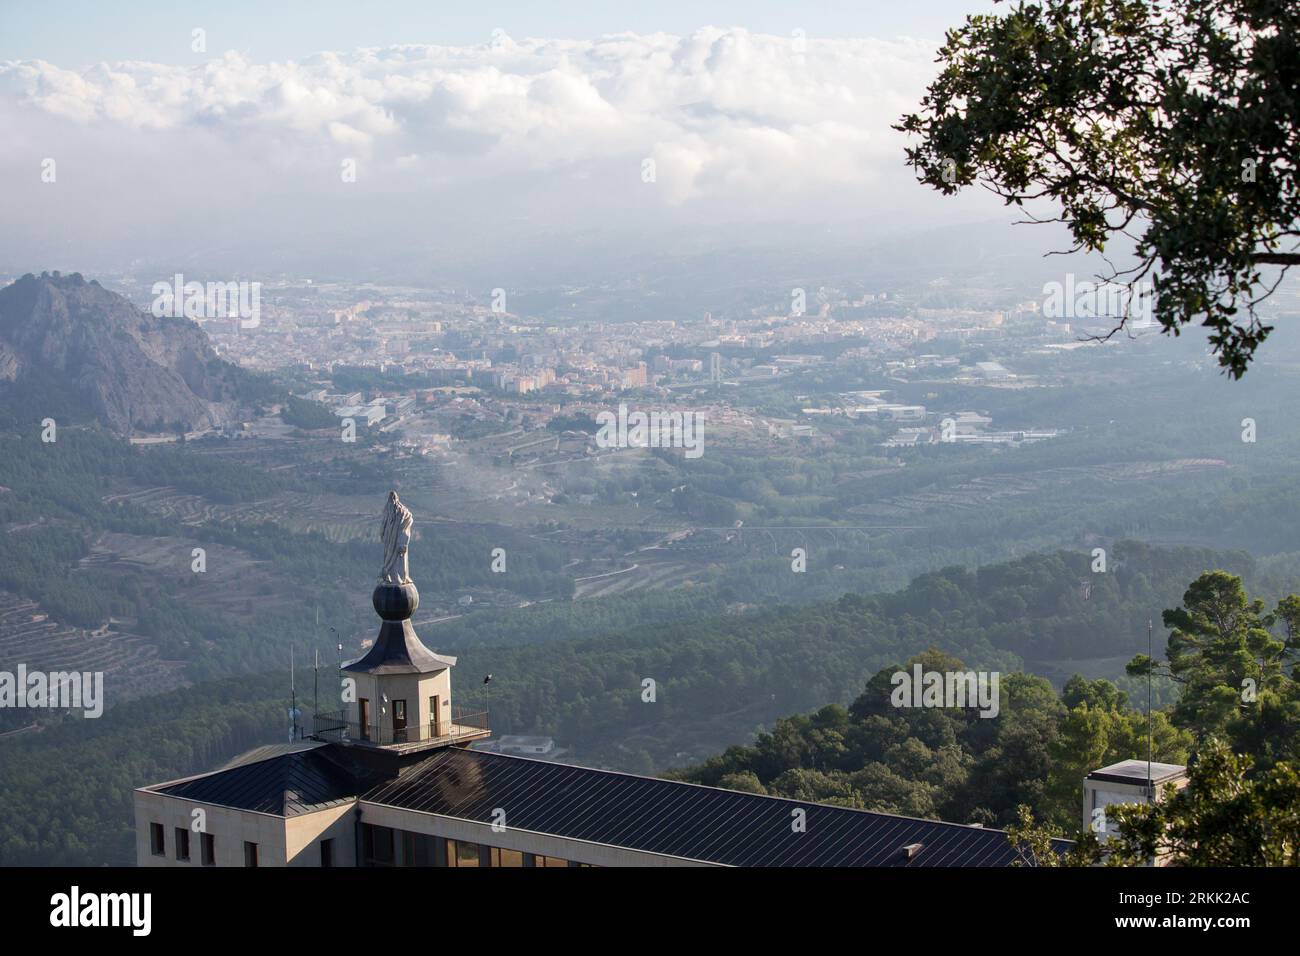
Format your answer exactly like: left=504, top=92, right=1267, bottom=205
left=0, top=272, right=249, bottom=434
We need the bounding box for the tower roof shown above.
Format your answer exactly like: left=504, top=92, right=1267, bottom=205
left=342, top=619, right=457, bottom=675
left=345, top=577, right=456, bottom=675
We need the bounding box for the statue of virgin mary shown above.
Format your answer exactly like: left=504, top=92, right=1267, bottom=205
left=378, top=491, right=414, bottom=585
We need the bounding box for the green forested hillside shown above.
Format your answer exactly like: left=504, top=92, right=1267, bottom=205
left=6, top=367, right=1300, bottom=865
left=680, top=568, right=1300, bottom=851
left=674, top=657, right=1190, bottom=832
left=0, top=676, right=284, bottom=866
left=1, top=542, right=1286, bottom=865
left=0, top=415, right=576, bottom=680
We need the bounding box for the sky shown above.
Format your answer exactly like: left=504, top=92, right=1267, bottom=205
left=0, top=1, right=995, bottom=65
left=0, top=1, right=1011, bottom=284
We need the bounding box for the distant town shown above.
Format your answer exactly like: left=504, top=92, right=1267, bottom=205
left=62, top=273, right=1156, bottom=458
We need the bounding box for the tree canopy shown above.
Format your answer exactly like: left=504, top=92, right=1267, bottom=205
left=1127, top=569, right=1300, bottom=764
left=898, top=0, right=1300, bottom=377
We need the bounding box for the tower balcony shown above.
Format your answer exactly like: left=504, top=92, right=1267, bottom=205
left=309, top=706, right=490, bottom=754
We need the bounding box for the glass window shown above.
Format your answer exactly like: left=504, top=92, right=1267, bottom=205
left=201, top=832, right=215, bottom=866
left=448, top=839, right=480, bottom=867
left=321, top=838, right=334, bottom=868
left=363, top=824, right=395, bottom=866
left=175, top=827, right=190, bottom=862
left=398, top=830, right=438, bottom=866
left=400, top=832, right=433, bottom=867
left=244, top=841, right=259, bottom=868
left=392, top=700, right=408, bottom=742
left=149, top=822, right=165, bottom=856
left=491, top=847, right=525, bottom=867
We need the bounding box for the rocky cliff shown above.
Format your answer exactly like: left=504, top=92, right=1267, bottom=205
left=0, top=272, right=253, bottom=434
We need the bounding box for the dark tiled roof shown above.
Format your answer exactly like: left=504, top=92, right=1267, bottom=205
left=217, top=741, right=327, bottom=771
left=156, top=742, right=360, bottom=817
left=361, top=748, right=1043, bottom=866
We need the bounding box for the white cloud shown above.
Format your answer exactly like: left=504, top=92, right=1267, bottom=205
left=0, top=28, right=935, bottom=204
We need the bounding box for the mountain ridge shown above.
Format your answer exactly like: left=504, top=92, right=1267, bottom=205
left=0, top=271, right=257, bottom=435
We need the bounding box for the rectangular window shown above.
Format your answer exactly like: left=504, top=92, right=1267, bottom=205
left=446, top=839, right=480, bottom=867
left=400, top=831, right=434, bottom=867
left=244, top=841, right=259, bottom=868
left=362, top=824, right=394, bottom=866
left=201, top=832, right=215, bottom=866
left=320, top=838, right=334, bottom=868
left=491, top=847, right=524, bottom=867
left=175, top=827, right=190, bottom=862
left=149, top=822, right=165, bottom=857
left=392, top=699, right=407, bottom=742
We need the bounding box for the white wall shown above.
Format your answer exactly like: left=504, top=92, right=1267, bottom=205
left=134, top=788, right=358, bottom=868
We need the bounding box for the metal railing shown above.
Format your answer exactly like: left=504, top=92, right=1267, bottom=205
left=309, top=707, right=489, bottom=747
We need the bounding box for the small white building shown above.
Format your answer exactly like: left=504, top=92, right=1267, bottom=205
left=335, top=405, right=386, bottom=426
left=497, top=735, right=555, bottom=756
left=1083, top=759, right=1188, bottom=863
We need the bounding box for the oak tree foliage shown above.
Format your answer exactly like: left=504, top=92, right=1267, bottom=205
left=898, top=0, right=1300, bottom=377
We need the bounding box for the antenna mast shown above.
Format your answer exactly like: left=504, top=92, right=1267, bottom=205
left=290, top=646, right=299, bottom=742
left=1147, top=618, right=1153, bottom=803
left=313, top=647, right=319, bottom=737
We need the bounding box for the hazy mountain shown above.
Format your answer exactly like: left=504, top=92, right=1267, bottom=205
left=0, top=271, right=255, bottom=435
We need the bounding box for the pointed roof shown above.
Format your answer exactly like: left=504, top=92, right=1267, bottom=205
left=342, top=619, right=457, bottom=675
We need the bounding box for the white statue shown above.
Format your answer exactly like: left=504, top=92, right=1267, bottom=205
left=378, top=491, right=414, bottom=585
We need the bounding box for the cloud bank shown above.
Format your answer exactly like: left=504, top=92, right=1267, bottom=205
left=0, top=28, right=993, bottom=280
left=3, top=28, right=937, bottom=196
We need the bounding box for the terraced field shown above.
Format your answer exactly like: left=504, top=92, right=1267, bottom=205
left=573, top=552, right=701, bottom=599
left=102, top=486, right=377, bottom=542
left=847, top=458, right=1229, bottom=520
left=0, top=592, right=188, bottom=707
left=81, top=531, right=293, bottom=622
